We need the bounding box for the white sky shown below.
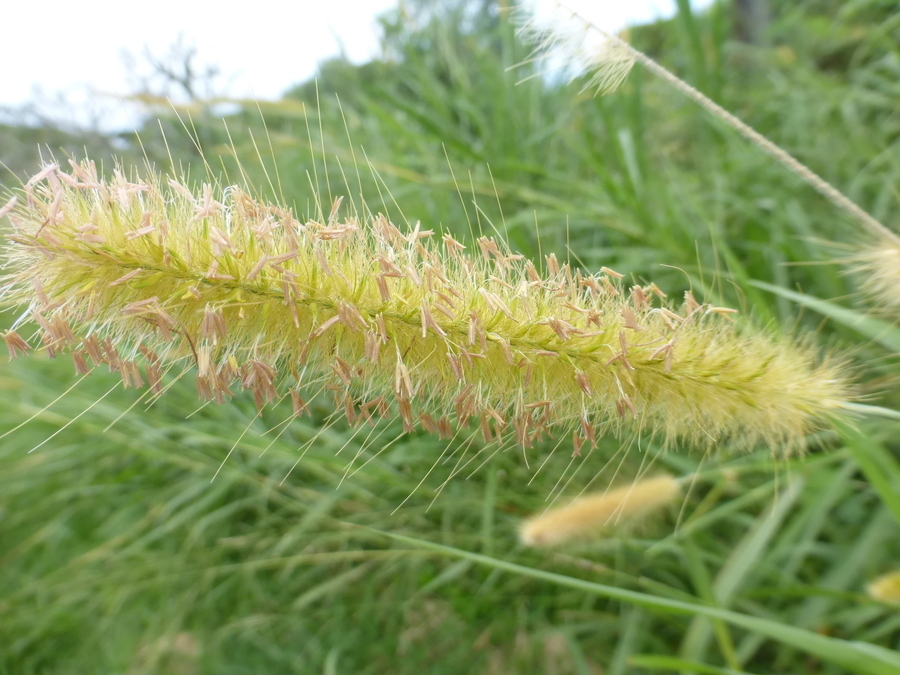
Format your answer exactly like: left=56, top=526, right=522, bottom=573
left=0, top=0, right=711, bottom=129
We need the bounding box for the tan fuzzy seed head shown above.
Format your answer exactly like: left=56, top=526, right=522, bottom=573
left=519, top=475, right=681, bottom=547
left=855, top=237, right=900, bottom=315
left=868, top=571, right=900, bottom=605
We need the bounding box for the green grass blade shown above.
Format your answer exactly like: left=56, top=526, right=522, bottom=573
left=750, top=280, right=900, bottom=353
left=836, top=419, right=900, bottom=526
left=629, top=654, right=759, bottom=675
left=366, top=528, right=900, bottom=675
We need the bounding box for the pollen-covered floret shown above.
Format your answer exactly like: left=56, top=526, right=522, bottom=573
left=0, top=162, right=851, bottom=453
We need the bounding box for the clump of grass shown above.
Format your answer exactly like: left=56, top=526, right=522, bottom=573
left=0, top=161, right=850, bottom=453
left=519, top=474, right=680, bottom=546
left=519, top=3, right=900, bottom=323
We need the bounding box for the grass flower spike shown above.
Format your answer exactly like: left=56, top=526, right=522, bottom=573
left=855, top=237, right=900, bottom=317
left=0, top=162, right=849, bottom=452
left=868, top=571, right=900, bottom=605
left=520, top=475, right=680, bottom=546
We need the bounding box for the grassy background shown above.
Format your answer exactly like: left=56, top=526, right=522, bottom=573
left=2, top=0, right=900, bottom=673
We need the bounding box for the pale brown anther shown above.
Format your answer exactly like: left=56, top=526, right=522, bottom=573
left=622, top=306, right=644, bottom=331
left=649, top=340, right=676, bottom=371
left=572, top=431, right=584, bottom=457
left=193, top=184, right=225, bottom=221
left=480, top=413, right=494, bottom=443
left=338, top=302, right=367, bottom=332
left=315, top=246, right=334, bottom=276
left=246, top=255, right=270, bottom=281
left=580, top=416, right=597, bottom=448
left=147, top=363, right=163, bottom=395
left=447, top=353, right=464, bottom=380
left=496, top=337, right=515, bottom=365
left=513, top=415, right=531, bottom=448
left=110, top=268, right=144, bottom=287
left=375, top=274, right=392, bottom=302
left=419, top=413, right=439, bottom=435
left=82, top=335, right=104, bottom=364
left=616, top=396, right=638, bottom=419
left=706, top=306, right=738, bottom=321
left=201, top=306, right=227, bottom=343
left=479, top=289, right=517, bottom=322
left=204, top=260, right=235, bottom=281
left=433, top=302, right=455, bottom=320
left=478, top=236, right=502, bottom=261
left=461, top=350, right=487, bottom=366
left=442, top=233, right=466, bottom=259
left=125, top=221, right=156, bottom=240
left=394, top=358, right=413, bottom=399
left=0, top=196, right=18, bottom=220
left=545, top=253, right=560, bottom=277
left=327, top=196, right=344, bottom=225
left=364, top=330, right=382, bottom=362
left=101, top=340, right=121, bottom=371
left=601, top=266, right=624, bottom=279
left=454, top=385, right=475, bottom=426
left=658, top=308, right=684, bottom=331
left=467, top=312, right=482, bottom=347
left=332, top=357, right=354, bottom=386
left=119, top=360, right=144, bottom=389
left=542, top=316, right=580, bottom=342
left=684, top=290, right=701, bottom=314
left=420, top=301, right=446, bottom=338
left=438, top=417, right=453, bottom=439
left=375, top=314, right=389, bottom=343
left=645, top=282, right=667, bottom=299
left=631, top=285, right=648, bottom=309
left=310, top=315, right=341, bottom=339
left=398, top=397, right=415, bottom=433
left=600, top=277, right=619, bottom=296
left=586, top=309, right=603, bottom=329
left=575, top=371, right=593, bottom=396
left=2, top=330, right=31, bottom=359
left=359, top=396, right=383, bottom=421
left=242, top=360, right=279, bottom=409
left=402, top=264, right=422, bottom=286
left=343, top=394, right=358, bottom=425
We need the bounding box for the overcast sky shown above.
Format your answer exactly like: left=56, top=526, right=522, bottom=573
left=1, top=0, right=711, bottom=128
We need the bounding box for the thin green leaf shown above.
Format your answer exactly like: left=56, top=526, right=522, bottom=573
left=365, top=528, right=900, bottom=675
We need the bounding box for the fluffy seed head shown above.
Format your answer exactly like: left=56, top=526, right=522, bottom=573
left=855, top=237, right=900, bottom=316
left=0, top=162, right=850, bottom=452
left=519, top=475, right=681, bottom=546
left=868, top=571, right=900, bottom=605
left=514, top=3, right=635, bottom=95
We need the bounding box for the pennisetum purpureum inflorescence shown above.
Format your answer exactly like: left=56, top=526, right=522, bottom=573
left=0, top=161, right=851, bottom=455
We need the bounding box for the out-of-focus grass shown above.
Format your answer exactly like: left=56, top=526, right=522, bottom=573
left=1, top=1, right=900, bottom=673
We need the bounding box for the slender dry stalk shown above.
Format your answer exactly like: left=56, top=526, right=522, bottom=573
left=0, top=162, right=850, bottom=452
left=520, top=474, right=680, bottom=546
